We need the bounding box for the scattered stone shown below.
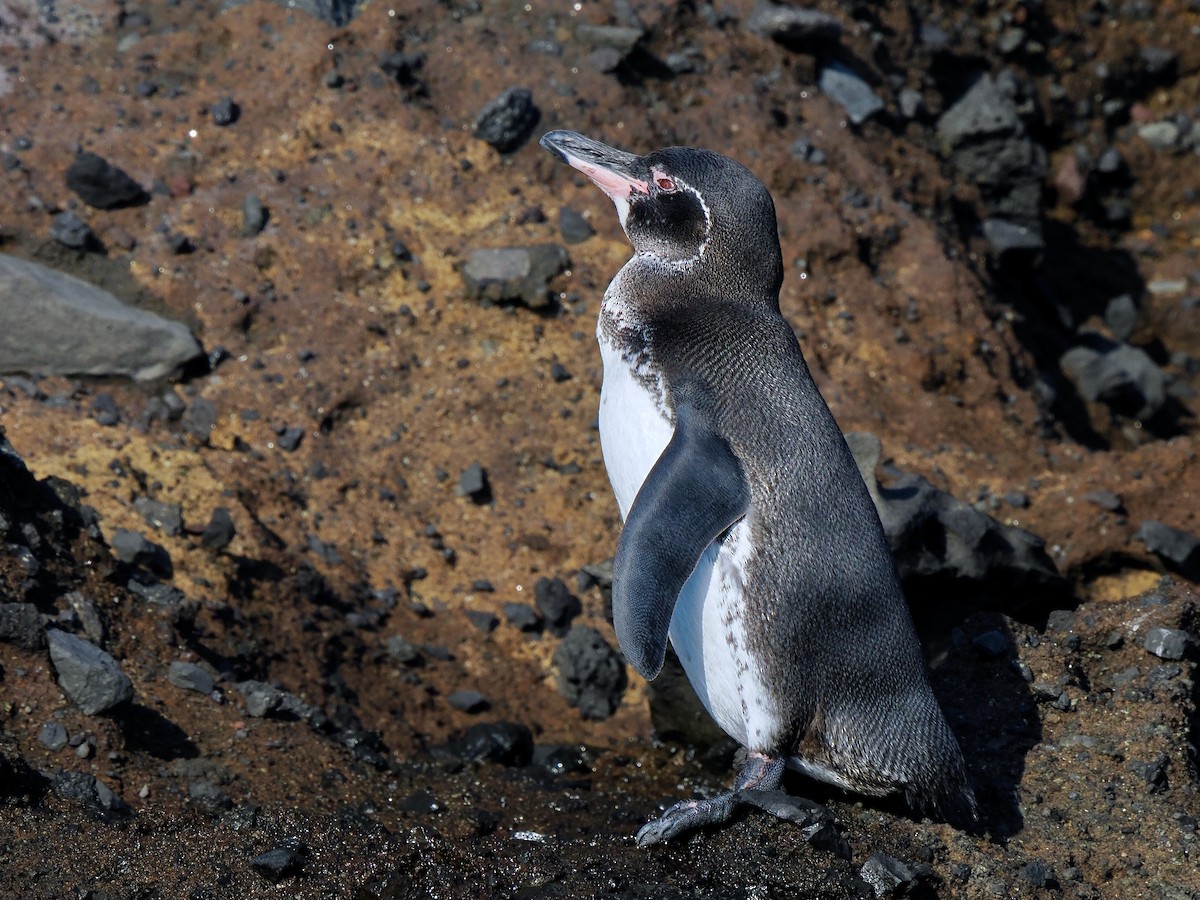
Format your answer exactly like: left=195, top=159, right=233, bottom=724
left=189, top=779, right=233, bottom=811
left=276, top=426, right=304, bottom=452
left=473, top=87, right=539, bottom=153
left=50, top=211, right=95, bottom=250
left=1060, top=336, right=1166, bottom=423
left=437, top=721, right=534, bottom=767
left=91, top=393, right=120, bottom=426
left=241, top=193, right=267, bottom=236
left=819, top=62, right=884, bottom=125
left=745, top=3, right=842, bottom=48
left=201, top=507, right=236, bottom=550
left=847, top=433, right=1063, bottom=590
left=65, top=152, right=147, bottom=209
left=110, top=528, right=173, bottom=578
left=63, top=593, right=103, bottom=644
left=46, top=629, right=134, bottom=714
left=465, top=609, right=499, bottom=633
left=534, top=577, right=582, bottom=637
left=1018, top=859, right=1051, bottom=888
left=860, top=852, right=917, bottom=897
left=936, top=75, right=1045, bottom=246
left=577, top=560, right=613, bottom=592
left=0, top=602, right=45, bottom=649
left=971, top=630, right=1009, bottom=656
left=1138, top=120, right=1180, bottom=151
left=461, top=245, right=569, bottom=309
left=982, top=218, right=1043, bottom=257
left=38, top=721, right=69, bottom=751
left=52, top=771, right=130, bottom=818
left=378, top=49, right=427, bottom=97
left=552, top=626, right=627, bottom=720
left=0, top=254, right=203, bottom=381
left=455, top=463, right=491, bottom=503
left=133, top=497, right=183, bottom=536
left=254, top=0, right=365, bottom=26
left=447, top=690, right=488, bottom=713
left=127, top=580, right=185, bottom=608
left=1135, top=521, right=1200, bottom=578
left=1142, top=627, right=1189, bottom=660
left=182, top=397, right=218, bottom=442
left=168, top=660, right=215, bottom=694
left=386, top=635, right=423, bottom=666
left=503, top=602, right=542, bottom=633
left=1083, top=490, right=1123, bottom=513
left=898, top=88, right=925, bottom=120
left=557, top=206, right=594, bottom=244
left=1105, top=294, right=1137, bottom=341
left=250, top=845, right=306, bottom=883
left=210, top=96, right=239, bottom=126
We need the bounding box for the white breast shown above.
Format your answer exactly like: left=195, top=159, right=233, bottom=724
left=597, top=316, right=779, bottom=752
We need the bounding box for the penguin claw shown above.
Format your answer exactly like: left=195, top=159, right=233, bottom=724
left=635, top=795, right=735, bottom=847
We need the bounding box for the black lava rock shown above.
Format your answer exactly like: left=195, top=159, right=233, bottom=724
left=0, top=602, right=45, bottom=650
left=1142, top=627, right=1189, bottom=660
left=447, top=690, right=488, bottom=713
left=455, top=463, right=491, bottom=503
left=465, top=609, right=499, bottom=633
left=440, top=721, right=534, bottom=767
left=276, top=426, right=304, bottom=452
left=211, top=96, right=239, bottom=126
left=250, top=845, right=306, bottom=883
left=819, top=62, right=884, bottom=126
left=1060, top=334, right=1166, bottom=423
left=52, top=771, right=131, bottom=819
left=503, top=602, right=542, bottom=633
left=182, top=397, right=218, bottom=442
left=167, top=660, right=215, bottom=694
left=552, top=626, right=627, bottom=720
left=557, top=206, right=594, bottom=244
left=860, top=852, right=917, bottom=896
left=847, top=433, right=1063, bottom=592
left=473, top=87, right=539, bottom=153
left=65, top=152, right=148, bottom=209
left=1135, top=521, right=1200, bottom=579
left=50, top=211, right=96, bottom=250
left=110, top=528, right=173, bottom=578
left=534, top=577, right=582, bottom=637
left=38, top=721, right=69, bottom=751
left=133, top=496, right=183, bottom=536
left=46, top=629, right=134, bottom=714
left=201, top=507, right=236, bottom=550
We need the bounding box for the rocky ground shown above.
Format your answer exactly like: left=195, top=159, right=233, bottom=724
left=1, top=0, right=1199, bottom=897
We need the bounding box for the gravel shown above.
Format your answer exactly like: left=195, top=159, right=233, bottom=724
left=249, top=845, right=306, bottom=883
left=455, top=463, right=491, bottom=503
left=557, top=206, right=594, bottom=244
left=110, top=528, right=173, bottom=578
left=133, top=497, right=183, bottom=536
left=52, top=771, right=130, bottom=818
left=745, top=3, right=842, bottom=48
left=0, top=602, right=45, bottom=649
left=241, top=193, right=267, bottom=236
left=534, top=577, right=582, bottom=637
left=1135, top=521, right=1200, bottom=578
left=1060, top=336, right=1166, bottom=423
left=1142, top=627, right=1189, bottom=660
left=46, top=629, right=134, bottom=714
left=211, top=96, right=239, bottom=126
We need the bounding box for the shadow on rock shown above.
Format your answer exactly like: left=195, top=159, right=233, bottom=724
left=118, top=703, right=199, bottom=761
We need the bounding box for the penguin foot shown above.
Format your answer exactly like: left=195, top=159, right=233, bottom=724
left=636, top=751, right=785, bottom=847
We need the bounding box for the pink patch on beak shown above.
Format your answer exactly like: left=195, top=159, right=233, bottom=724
left=562, top=152, right=648, bottom=200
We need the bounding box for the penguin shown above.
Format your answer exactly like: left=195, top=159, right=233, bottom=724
left=538, top=130, right=975, bottom=847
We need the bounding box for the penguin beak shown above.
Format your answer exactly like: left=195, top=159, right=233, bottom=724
left=539, top=130, right=649, bottom=201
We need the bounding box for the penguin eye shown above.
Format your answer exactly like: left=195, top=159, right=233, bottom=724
left=655, top=176, right=677, bottom=192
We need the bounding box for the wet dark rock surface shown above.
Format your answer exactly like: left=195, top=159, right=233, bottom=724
left=2, top=0, right=1200, bottom=897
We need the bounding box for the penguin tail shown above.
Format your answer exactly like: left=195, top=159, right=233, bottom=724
left=905, top=738, right=979, bottom=831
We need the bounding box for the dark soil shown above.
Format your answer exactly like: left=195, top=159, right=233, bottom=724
left=1, top=1, right=1199, bottom=897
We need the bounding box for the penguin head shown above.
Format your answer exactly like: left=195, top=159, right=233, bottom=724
left=540, top=130, right=782, bottom=297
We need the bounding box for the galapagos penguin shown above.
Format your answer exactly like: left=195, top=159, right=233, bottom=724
left=539, top=130, right=974, bottom=847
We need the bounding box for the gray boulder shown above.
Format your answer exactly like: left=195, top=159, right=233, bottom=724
left=462, top=245, right=568, bottom=309
left=1060, top=335, right=1166, bottom=423
left=46, top=629, right=134, bottom=714
left=847, top=433, right=1062, bottom=589
left=0, top=254, right=202, bottom=381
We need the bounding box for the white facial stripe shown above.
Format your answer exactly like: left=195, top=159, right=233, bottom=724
left=634, top=173, right=712, bottom=269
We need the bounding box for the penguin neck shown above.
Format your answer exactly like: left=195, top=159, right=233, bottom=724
left=611, top=244, right=783, bottom=317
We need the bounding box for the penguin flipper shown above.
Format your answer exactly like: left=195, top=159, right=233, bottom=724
left=612, top=395, right=750, bottom=681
